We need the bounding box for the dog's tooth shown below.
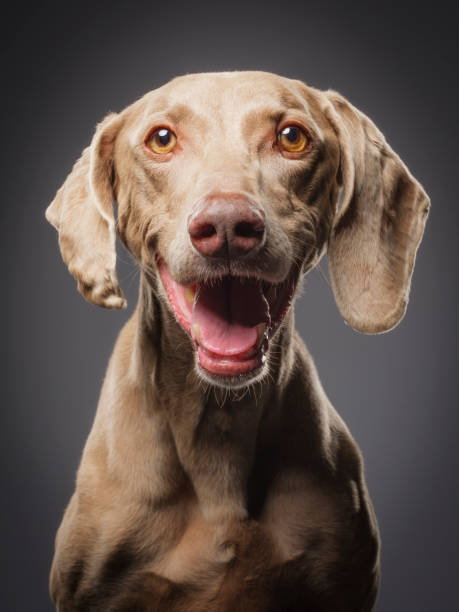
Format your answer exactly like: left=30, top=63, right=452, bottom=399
left=185, top=285, right=196, bottom=304
left=192, top=323, right=201, bottom=343
left=256, top=323, right=267, bottom=349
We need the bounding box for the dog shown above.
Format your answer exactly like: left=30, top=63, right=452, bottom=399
left=46, top=71, right=429, bottom=611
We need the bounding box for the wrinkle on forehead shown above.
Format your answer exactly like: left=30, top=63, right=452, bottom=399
left=163, top=74, right=309, bottom=116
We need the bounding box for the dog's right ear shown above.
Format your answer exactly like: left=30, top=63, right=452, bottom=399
left=46, top=113, right=126, bottom=309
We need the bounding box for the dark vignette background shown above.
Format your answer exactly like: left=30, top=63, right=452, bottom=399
left=2, top=0, right=458, bottom=610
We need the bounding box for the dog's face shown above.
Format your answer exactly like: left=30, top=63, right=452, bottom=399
left=46, top=72, right=429, bottom=388
left=114, top=73, right=339, bottom=385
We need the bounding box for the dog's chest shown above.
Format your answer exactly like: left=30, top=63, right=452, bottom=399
left=114, top=493, right=349, bottom=612
left=151, top=475, right=344, bottom=584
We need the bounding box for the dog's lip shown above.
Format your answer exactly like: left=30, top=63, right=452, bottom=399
left=157, top=259, right=296, bottom=377
left=197, top=343, right=267, bottom=376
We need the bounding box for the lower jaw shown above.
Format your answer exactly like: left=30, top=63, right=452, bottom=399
left=197, top=345, right=266, bottom=377
left=196, top=360, right=267, bottom=389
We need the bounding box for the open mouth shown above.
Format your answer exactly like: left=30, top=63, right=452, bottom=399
left=158, top=260, right=296, bottom=380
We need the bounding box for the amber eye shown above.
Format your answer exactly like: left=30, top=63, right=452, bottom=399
left=147, top=128, right=177, bottom=154
left=278, top=125, right=309, bottom=153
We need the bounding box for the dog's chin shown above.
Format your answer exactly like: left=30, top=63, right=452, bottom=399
left=194, top=354, right=268, bottom=389
left=157, top=259, right=297, bottom=388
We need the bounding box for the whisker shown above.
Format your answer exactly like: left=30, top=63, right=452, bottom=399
left=315, top=262, right=333, bottom=292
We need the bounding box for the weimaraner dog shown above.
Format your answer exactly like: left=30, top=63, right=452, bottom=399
left=46, top=71, right=429, bottom=611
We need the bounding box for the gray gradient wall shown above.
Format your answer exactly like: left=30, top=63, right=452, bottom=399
left=2, top=1, right=457, bottom=610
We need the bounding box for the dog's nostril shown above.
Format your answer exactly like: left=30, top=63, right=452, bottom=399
left=235, top=221, right=264, bottom=239
left=192, top=223, right=216, bottom=239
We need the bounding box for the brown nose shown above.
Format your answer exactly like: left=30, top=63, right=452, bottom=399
left=188, top=195, right=265, bottom=259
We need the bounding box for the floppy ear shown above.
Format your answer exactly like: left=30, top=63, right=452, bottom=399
left=46, top=113, right=126, bottom=309
left=323, top=91, right=430, bottom=333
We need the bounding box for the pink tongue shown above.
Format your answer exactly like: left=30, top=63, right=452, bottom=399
left=192, top=277, right=269, bottom=356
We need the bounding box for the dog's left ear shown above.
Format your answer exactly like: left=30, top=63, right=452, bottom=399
left=46, top=113, right=126, bottom=309
left=323, top=91, right=430, bottom=333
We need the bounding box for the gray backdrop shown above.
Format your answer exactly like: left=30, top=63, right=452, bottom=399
left=2, top=0, right=458, bottom=610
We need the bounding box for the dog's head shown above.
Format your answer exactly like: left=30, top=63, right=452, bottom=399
left=46, top=72, right=429, bottom=387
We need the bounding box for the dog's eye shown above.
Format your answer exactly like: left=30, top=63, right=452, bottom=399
left=278, top=125, right=309, bottom=153
left=147, top=128, right=177, bottom=154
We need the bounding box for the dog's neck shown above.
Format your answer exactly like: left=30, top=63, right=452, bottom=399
left=123, top=273, right=297, bottom=522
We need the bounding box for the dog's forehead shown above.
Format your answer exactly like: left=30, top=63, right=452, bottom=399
left=130, top=71, right=317, bottom=125
left=164, top=71, right=305, bottom=103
